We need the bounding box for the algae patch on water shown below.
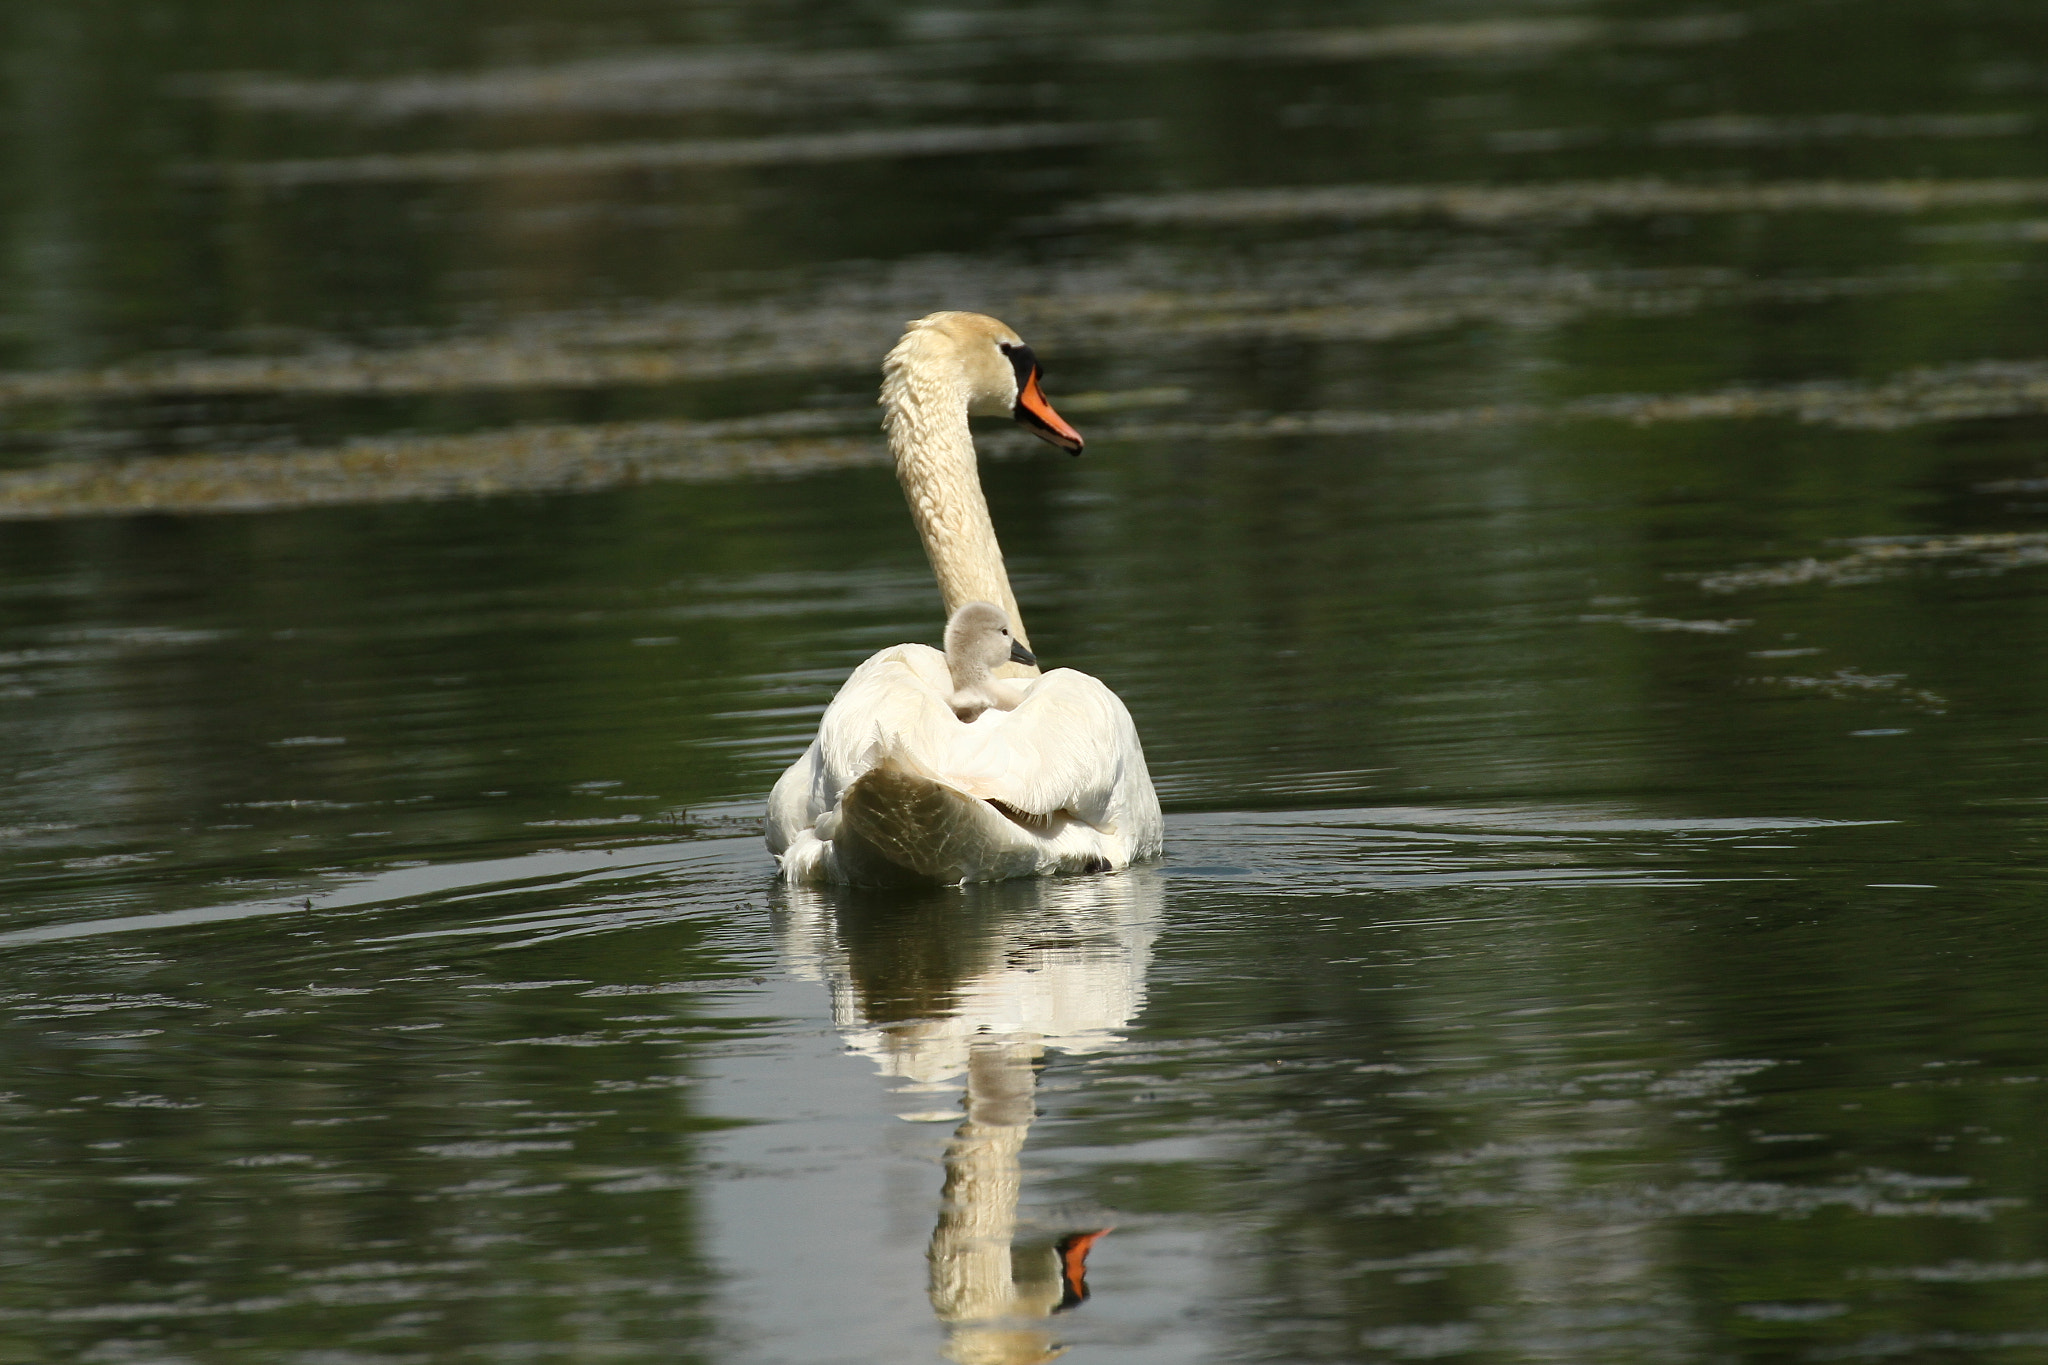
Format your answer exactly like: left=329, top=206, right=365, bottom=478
left=1698, top=533, right=2048, bottom=593
left=1076, top=177, right=2048, bottom=227
left=0, top=424, right=890, bottom=520
left=198, top=122, right=1123, bottom=188
left=0, top=263, right=1979, bottom=411
left=20, top=352, right=2048, bottom=519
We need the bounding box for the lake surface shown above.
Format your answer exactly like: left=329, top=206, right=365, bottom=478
left=7, top=1, right=2048, bottom=1360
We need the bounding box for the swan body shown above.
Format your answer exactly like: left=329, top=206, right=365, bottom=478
left=766, top=312, right=1163, bottom=886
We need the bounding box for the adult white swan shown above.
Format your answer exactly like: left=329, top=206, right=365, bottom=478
left=765, top=311, right=1163, bottom=885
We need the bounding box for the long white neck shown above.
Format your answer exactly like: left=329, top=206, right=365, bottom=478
left=882, top=333, right=1036, bottom=666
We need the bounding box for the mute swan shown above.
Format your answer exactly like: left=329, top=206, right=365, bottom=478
left=765, top=311, right=1164, bottom=886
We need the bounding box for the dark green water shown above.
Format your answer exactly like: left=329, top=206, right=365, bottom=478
left=8, top=1, right=2048, bottom=1361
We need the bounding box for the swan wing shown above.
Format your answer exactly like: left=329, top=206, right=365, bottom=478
left=811, top=643, right=956, bottom=780
left=766, top=644, right=951, bottom=852
left=946, top=668, right=1151, bottom=831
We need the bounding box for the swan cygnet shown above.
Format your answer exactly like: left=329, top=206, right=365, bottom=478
left=764, top=311, right=1164, bottom=886
left=945, top=601, right=1036, bottom=723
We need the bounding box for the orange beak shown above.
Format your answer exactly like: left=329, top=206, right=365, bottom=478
left=1014, top=367, right=1085, bottom=455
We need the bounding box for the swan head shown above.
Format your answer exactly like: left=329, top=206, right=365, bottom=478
left=885, top=311, right=1085, bottom=455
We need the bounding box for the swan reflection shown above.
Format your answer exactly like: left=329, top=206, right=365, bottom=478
left=779, top=869, right=1164, bottom=1363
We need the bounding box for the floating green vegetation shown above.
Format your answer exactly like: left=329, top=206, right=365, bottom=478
left=1698, top=534, right=2048, bottom=594
left=0, top=335, right=877, bottom=405
left=20, top=355, right=2048, bottom=520
left=182, top=49, right=964, bottom=119
left=1085, top=16, right=1613, bottom=63
left=1566, top=360, right=2048, bottom=431
left=1491, top=112, right=2032, bottom=154
left=0, top=265, right=1973, bottom=408
left=176, top=14, right=1743, bottom=124
left=1110, top=357, right=2048, bottom=442
left=1744, top=668, right=1950, bottom=714
left=1859, top=1261, right=2048, bottom=1284
left=0, top=423, right=889, bottom=521
left=1580, top=614, right=1753, bottom=634
left=1077, top=177, right=2048, bottom=227
left=198, top=122, right=1121, bottom=187
left=0, top=393, right=1172, bottom=520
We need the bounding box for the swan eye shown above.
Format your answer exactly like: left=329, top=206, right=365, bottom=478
left=998, top=342, right=1038, bottom=393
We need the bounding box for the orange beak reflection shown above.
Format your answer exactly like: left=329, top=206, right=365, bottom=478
left=1014, top=368, right=1085, bottom=455
left=1054, top=1227, right=1112, bottom=1311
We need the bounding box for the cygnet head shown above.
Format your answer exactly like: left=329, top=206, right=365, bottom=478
left=944, top=600, right=1036, bottom=721
left=946, top=600, right=1035, bottom=676
left=882, top=311, right=1085, bottom=454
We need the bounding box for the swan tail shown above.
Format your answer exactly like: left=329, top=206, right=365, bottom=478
left=831, top=758, right=1044, bottom=887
